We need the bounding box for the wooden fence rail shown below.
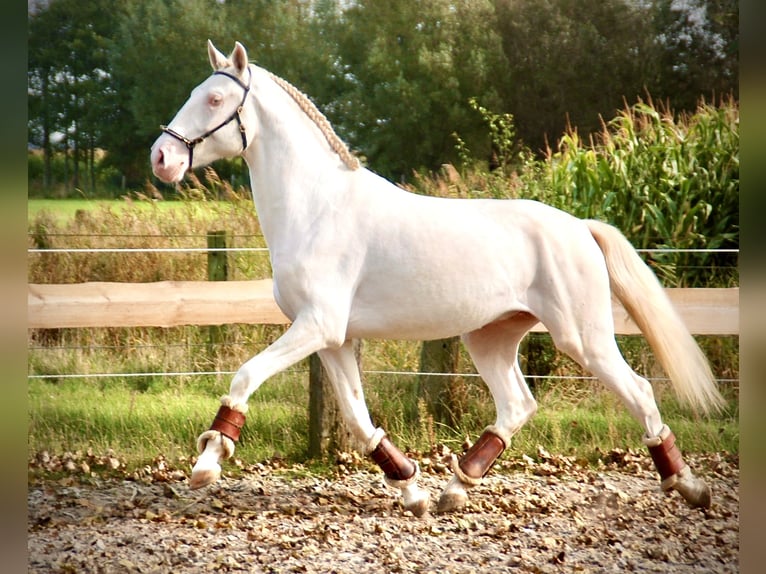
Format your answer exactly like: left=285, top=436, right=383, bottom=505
left=28, top=281, right=739, bottom=335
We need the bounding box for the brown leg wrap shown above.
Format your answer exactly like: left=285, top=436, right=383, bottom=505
left=209, top=405, right=246, bottom=442
left=646, top=429, right=686, bottom=481
left=370, top=436, right=416, bottom=482
left=459, top=429, right=506, bottom=480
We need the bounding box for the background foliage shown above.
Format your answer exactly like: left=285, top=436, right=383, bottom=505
left=28, top=0, right=738, bottom=189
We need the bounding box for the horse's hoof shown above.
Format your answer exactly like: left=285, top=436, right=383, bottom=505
left=670, top=466, right=712, bottom=509
left=676, top=477, right=712, bottom=509
left=404, top=491, right=431, bottom=518
left=189, top=466, right=221, bottom=490
left=690, top=485, right=712, bottom=509
left=436, top=491, right=467, bottom=514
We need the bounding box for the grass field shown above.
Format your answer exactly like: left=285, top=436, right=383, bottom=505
left=27, top=198, right=235, bottom=225
left=27, top=369, right=739, bottom=476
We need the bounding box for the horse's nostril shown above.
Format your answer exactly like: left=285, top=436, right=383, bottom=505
left=156, top=149, right=165, bottom=167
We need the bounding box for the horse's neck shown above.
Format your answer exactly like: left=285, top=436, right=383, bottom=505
left=243, top=74, right=352, bottom=249
left=247, top=160, right=349, bottom=245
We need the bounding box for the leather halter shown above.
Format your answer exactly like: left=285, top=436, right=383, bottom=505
left=160, top=69, right=251, bottom=168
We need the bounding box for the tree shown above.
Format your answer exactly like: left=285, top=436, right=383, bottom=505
left=107, top=0, right=227, bottom=186
left=28, top=5, right=58, bottom=189
left=493, top=0, right=656, bottom=154
left=649, top=0, right=739, bottom=109
left=491, top=0, right=738, bottom=155
left=28, top=0, right=119, bottom=192
left=27, top=0, right=739, bottom=192
left=221, top=0, right=343, bottom=140
left=334, top=0, right=509, bottom=180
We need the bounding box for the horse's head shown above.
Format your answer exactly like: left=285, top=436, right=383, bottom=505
left=151, top=41, right=253, bottom=183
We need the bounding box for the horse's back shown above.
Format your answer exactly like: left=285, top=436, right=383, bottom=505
left=356, top=174, right=601, bottom=285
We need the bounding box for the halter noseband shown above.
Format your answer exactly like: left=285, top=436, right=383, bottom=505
left=160, top=70, right=251, bottom=169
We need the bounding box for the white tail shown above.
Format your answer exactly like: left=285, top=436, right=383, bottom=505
left=586, top=219, right=725, bottom=415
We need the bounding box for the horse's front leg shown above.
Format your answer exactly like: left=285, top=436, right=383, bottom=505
left=318, top=342, right=431, bottom=517
left=190, top=315, right=332, bottom=489
left=189, top=397, right=246, bottom=489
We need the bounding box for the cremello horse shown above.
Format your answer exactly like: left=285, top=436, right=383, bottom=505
left=151, top=41, right=724, bottom=517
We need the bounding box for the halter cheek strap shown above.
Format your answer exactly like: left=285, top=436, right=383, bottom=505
left=160, top=69, right=251, bottom=168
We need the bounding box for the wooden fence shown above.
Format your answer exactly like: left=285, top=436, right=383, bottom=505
left=28, top=280, right=740, bottom=335
left=27, top=280, right=739, bottom=456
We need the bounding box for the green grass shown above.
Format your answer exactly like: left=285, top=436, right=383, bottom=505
left=364, top=371, right=738, bottom=456
left=28, top=370, right=310, bottom=470
left=511, top=385, right=739, bottom=463
left=28, top=365, right=738, bottom=477
left=27, top=188, right=271, bottom=284
left=27, top=311, right=738, bottom=477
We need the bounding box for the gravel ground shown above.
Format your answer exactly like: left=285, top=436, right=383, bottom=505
left=28, top=449, right=738, bottom=573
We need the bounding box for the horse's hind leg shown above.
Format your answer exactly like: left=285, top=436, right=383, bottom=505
left=438, top=314, right=539, bottom=513
left=549, top=319, right=712, bottom=508
left=318, top=341, right=431, bottom=517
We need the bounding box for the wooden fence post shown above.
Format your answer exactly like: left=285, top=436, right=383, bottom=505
left=418, top=336, right=463, bottom=426
left=308, top=340, right=362, bottom=458
left=207, top=230, right=228, bottom=281
left=207, top=230, right=228, bottom=354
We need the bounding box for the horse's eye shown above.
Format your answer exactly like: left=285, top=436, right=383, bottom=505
left=209, top=93, right=223, bottom=107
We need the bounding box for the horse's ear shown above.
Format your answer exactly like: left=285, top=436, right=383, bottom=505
left=231, top=42, right=249, bottom=76
left=208, top=39, right=229, bottom=70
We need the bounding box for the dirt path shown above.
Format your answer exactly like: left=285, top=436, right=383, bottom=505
left=28, top=451, right=738, bottom=573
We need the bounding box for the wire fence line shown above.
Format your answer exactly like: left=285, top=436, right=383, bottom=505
left=25, top=229, right=740, bottom=250
left=28, top=233, right=265, bottom=238
left=27, top=246, right=740, bottom=255
left=26, top=370, right=739, bottom=385
left=28, top=247, right=269, bottom=254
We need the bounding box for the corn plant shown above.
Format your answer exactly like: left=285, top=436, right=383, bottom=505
left=521, top=96, right=739, bottom=287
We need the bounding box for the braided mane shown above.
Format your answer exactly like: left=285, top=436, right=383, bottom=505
left=267, top=72, right=360, bottom=171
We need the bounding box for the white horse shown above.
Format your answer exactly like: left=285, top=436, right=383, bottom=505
left=151, top=41, right=724, bottom=517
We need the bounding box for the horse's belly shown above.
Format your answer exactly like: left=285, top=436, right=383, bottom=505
left=346, top=287, right=523, bottom=340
